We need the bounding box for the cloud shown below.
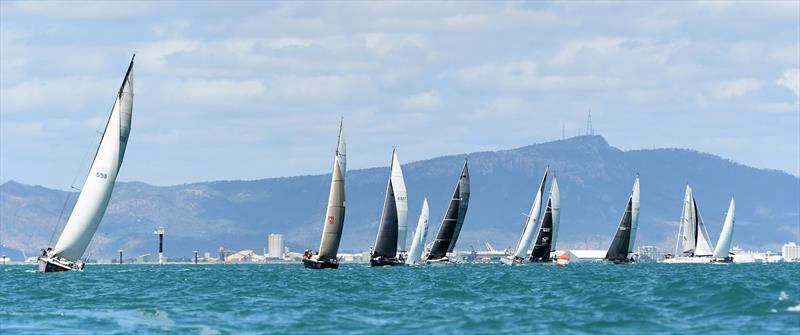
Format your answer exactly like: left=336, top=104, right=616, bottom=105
left=5, top=1, right=151, bottom=19
left=160, top=79, right=267, bottom=107
left=0, top=76, right=117, bottom=113
left=776, top=68, right=800, bottom=99
left=451, top=61, right=612, bottom=91
left=712, top=78, right=764, bottom=98
left=399, top=91, right=441, bottom=111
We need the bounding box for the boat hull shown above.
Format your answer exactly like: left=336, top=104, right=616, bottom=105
left=37, top=257, right=81, bottom=272
left=662, top=256, right=714, bottom=264
left=303, top=258, right=339, bottom=269
left=426, top=257, right=453, bottom=266
left=369, top=258, right=404, bottom=267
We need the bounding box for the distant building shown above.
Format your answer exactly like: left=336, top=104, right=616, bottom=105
left=564, top=249, right=606, bottom=262
left=638, top=246, right=664, bottom=263
left=268, top=234, right=284, bottom=259
left=783, top=242, right=800, bottom=261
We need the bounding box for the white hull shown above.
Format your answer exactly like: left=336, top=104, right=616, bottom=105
left=662, top=256, right=731, bottom=264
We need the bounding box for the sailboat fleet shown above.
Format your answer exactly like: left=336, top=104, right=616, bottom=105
left=35, top=55, right=742, bottom=272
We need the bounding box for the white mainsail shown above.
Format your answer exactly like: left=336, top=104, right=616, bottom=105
left=52, top=57, right=134, bottom=262
left=550, top=177, right=561, bottom=251
left=674, top=185, right=713, bottom=256
left=511, top=167, right=548, bottom=259
left=405, top=198, right=430, bottom=265
left=391, top=150, right=409, bottom=252
left=712, top=197, right=736, bottom=259
left=627, top=176, right=641, bottom=253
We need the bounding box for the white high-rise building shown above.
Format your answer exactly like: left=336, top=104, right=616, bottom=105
left=782, top=242, right=800, bottom=261
left=268, top=234, right=284, bottom=259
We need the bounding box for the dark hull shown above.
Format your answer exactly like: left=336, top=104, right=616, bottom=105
left=369, top=258, right=404, bottom=267
left=303, top=258, right=339, bottom=269
left=607, top=258, right=635, bottom=264
left=37, top=258, right=73, bottom=272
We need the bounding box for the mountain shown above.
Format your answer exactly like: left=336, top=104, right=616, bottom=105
left=1, top=136, right=797, bottom=259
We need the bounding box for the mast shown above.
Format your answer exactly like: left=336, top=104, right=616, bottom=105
left=427, top=160, right=470, bottom=260
left=512, top=167, right=548, bottom=259
left=51, top=55, right=134, bottom=261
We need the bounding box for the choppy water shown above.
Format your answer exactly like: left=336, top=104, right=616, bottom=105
left=1, top=263, right=798, bottom=334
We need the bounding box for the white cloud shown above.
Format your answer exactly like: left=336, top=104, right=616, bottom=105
left=162, top=79, right=267, bottom=107
left=6, top=1, right=150, bottom=19
left=452, top=61, right=612, bottom=91
left=0, top=76, right=117, bottom=113
left=776, top=68, right=800, bottom=99
left=399, top=91, right=441, bottom=111
left=712, top=78, right=764, bottom=98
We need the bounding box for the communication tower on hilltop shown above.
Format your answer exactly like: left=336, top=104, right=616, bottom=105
left=586, top=110, right=595, bottom=136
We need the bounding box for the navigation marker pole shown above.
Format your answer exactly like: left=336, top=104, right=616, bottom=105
left=194, top=250, right=198, bottom=264
left=154, top=227, right=165, bottom=264
left=118, top=249, right=123, bottom=264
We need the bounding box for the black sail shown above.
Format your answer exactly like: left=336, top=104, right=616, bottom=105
left=372, top=182, right=398, bottom=258
left=529, top=197, right=554, bottom=262
left=604, top=197, right=633, bottom=262
left=428, top=161, right=470, bottom=260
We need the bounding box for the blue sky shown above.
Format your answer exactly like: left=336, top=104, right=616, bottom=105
left=1, top=1, right=798, bottom=189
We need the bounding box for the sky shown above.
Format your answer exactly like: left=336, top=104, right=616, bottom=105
left=1, top=1, right=798, bottom=189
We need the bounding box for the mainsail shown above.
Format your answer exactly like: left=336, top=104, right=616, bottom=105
left=674, top=185, right=713, bottom=257
left=511, top=167, right=548, bottom=260
left=372, top=174, right=399, bottom=258
left=530, top=175, right=560, bottom=262
left=405, top=198, right=430, bottom=265
left=51, top=56, right=135, bottom=262
left=316, top=121, right=346, bottom=262
left=605, top=176, right=640, bottom=262
left=391, top=150, right=409, bottom=253
left=427, top=160, right=470, bottom=260
left=712, top=197, right=736, bottom=259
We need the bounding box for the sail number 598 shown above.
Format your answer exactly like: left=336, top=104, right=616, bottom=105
left=96, top=172, right=108, bottom=179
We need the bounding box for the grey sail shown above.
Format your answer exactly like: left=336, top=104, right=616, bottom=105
left=314, top=121, right=346, bottom=263
left=372, top=182, right=399, bottom=258
left=529, top=197, right=554, bottom=262
left=427, top=161, right=470, bottom=260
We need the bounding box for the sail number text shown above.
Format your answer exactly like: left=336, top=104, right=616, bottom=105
left=96, top=172, right=109, bottom=179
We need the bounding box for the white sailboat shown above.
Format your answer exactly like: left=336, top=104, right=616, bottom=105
left=38, top=55, right=135, bottom=272
left=303, top=119, right=346, bottom=269
left=405, top=198, right=430, bottom=265
left=663, top=186, right=735, bottom=264
left=501, top=167, right=548, bottom=265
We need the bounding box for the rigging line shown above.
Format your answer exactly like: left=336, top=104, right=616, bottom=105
left=48, top=192, right=73, bottom=246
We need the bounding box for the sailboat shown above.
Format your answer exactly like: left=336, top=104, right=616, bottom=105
left=303, top=120, right=346, bottom=269
left=501, top=167, right=548, bottom=265
left=405, top=198, right=430, bottom=265
left=370, top=148, right=408, bottom=267
left=37, top=55, right=135, bottom=272
left=662, top=186, right=736, bottom=264
left=604, top=176, right=641, bottom=264
left=530, top=176, right=560, bottom=262
left=426, top=160, right=470, bottom=264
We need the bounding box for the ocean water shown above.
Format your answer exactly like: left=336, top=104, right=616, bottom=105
left=1, top=263, right=798, bottom=334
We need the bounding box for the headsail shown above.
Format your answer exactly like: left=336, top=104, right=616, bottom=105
left=427, top=160, right=470, bottom=260
left=512, top=167, right=548, bottom=259
left=692, top=198, right=713, bottom=256
left=391, top=150, right=409, bottom=252
left=405, top=198, right=430, bottom=265
left=316, top=122, right=346, bottom=262
left=549, top=177, right=561, bottom=251
left=712, top=197, right=736, bottom=259
left=604, top=176, right=640, bottom=262
left=529, top=196, right=554, bottom=262
left=51, top=56, right=135, bottom=261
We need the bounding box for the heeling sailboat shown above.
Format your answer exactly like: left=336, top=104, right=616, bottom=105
left=501, top=167, right=548, bottom=266
left=370, top=148, right=406, bottom=267
left=426, top=160, right=470, bottom=264
left=303, top=120, right=346, bottom=270
left=530, top=176, right=560, bottom=263
left=391, top=151, right=409, bottom=254
left=604, top=176, right=640, bottom=264
left=405, top=198, right=430, bottom=265
left=38, top=55, right=135, bottom=273
left=711, top=197, right=736, bottom=262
